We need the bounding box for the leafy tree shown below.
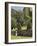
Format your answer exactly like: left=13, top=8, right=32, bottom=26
left=11, top=7, right=32, bottom=36
left=11, top=17, right=17, bottom=29
left=23, top=7, right=32, bottom=30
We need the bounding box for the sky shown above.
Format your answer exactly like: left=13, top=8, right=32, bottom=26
left=11, top=6, right=24, bottom=12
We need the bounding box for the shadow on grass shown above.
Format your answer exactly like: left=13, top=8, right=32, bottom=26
left=11, top=35, right=32, bottom=39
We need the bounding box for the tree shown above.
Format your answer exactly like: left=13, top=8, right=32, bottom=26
left=23, top=7, right=32, bottom=30
left=11, top=7, right=32, bottom=36
left=11, top=17, right=17, bottom=29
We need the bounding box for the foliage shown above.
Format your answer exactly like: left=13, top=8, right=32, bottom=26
left=11, top=7, right=32, bottom=31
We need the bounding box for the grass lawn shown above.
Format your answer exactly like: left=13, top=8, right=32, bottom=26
left=11, top=35, right=32, bottom=39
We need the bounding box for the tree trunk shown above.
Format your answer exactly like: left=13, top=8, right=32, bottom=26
left=16, top=31, right=17, bottom=36
left=25, top=8, right=29, bottom=16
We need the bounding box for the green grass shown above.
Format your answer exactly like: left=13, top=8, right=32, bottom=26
left=11, top=35, right=32, bottom=39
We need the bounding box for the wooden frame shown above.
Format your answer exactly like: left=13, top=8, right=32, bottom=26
left=5, top=2, right=36, bottom=44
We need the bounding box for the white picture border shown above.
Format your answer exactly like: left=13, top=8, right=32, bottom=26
left=8, top=3, right=35, bottom=43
